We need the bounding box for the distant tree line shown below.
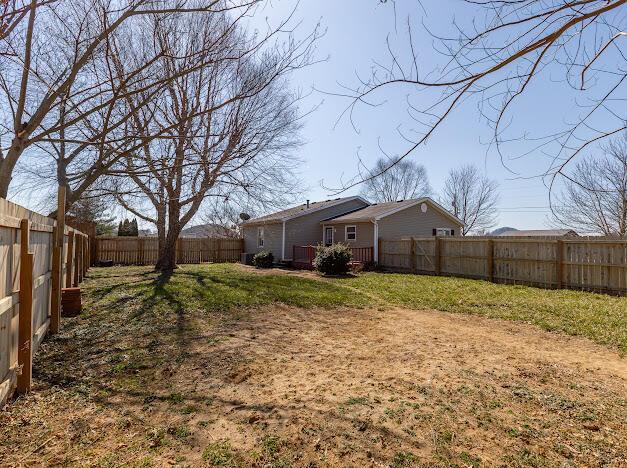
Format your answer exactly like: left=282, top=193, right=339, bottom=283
left=117, top=219, right=139, bottom=237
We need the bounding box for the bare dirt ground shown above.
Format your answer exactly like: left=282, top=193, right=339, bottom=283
left=1, top=269, right=626, bottom=467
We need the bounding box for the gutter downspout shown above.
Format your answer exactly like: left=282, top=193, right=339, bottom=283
left=281, top=221, right=286, bottom=261
left=373, top=220, right=379, bottom=263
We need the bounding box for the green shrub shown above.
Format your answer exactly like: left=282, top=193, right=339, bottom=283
left=313, top=244, right=352, bottom=275
left=252, top=251, right=274, bottom=268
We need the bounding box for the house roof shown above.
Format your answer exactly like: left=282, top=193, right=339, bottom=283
left=498, top=229, right=579, bottom=237
left=322, top=198, right=464, bottom=226
left=180, top=223, right=235, bottom=238
left=242, top=196, right=368, bottom=225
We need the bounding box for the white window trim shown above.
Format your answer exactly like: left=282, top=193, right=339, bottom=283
left=345, top=225, right=357, bottom=242
left=436, top=228, right=453, bottom=237
left=257, top=227, right=265, bottom=247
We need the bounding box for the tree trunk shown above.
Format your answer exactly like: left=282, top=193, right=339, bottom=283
left=155, top=208, right=181, bottom=271
left=0, top=138, right=26, bottom=198
left=155, top=237, right=178, bottom=271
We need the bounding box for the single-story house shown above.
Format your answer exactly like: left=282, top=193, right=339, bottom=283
left=242, top=197, right=463, bottom=263
left=242, top=196, right=370, bottom=262
left=497, top=229, right=579, bottom=237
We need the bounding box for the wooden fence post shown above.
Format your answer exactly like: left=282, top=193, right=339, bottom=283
left=73, top=234, right=80, bottom=286
left=434, top=237, right=441, bottom=276
left=50, top=228, right=61, bottom=334
left=76, top=235, right=83, bottom=284
left=487, top=239, right=494, bottom=283
left=17, top=219, right=34, bottom=394
left=556, top=240, right=564, bottom=289
left=66, top=231, right=74, bottom=288
left=50, top=185, right=66, bottom=334
left=410, top=237, right=417, bottom=273
left=83, top=236, right=89, bottom=274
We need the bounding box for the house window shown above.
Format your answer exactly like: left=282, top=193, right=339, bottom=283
left=345, top=225, right=357, bottom=241
left=257, top=227, right=265, bottom=247
left=324, top=226, right=334, bottom=246
left=434, top=228, right=454, bottom=237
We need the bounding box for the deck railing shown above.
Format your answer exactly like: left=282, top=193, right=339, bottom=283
left=351, top=246, right=374, bottom=263
left=292, top=245, right=317, bottom=270
left=292, top=245, right=374, bottom=269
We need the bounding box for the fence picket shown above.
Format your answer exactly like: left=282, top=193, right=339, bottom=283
left=95, top=237, right=244, bottom=265
left=1, top=198, right=89, bottom=405
left=379, top=237, right=626, bottom=295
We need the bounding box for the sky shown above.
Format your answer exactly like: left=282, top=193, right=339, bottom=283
left=8, top=0, right=620, bottom=231
left=242, top=0, right=616, bottom=231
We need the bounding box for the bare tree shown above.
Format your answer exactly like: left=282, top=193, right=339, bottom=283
left=0, top=1, right=51, bottom=45
left=441, top=165, right=498, bottom=235
left=0, top=0, right=261, bottom=199
left=337, top=0, right=626, bottom=193
left=553, top=134, right=627, bottom=236
left=110, top=7, right=313, bottom=270
left=360, top=155, right=431, bottom=202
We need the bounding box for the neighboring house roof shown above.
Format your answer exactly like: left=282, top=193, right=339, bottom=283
left=498, top=229, right=579, bottom=237
left=321, top=198, right=464, bottom=226
left=180, top=223, right=235, bottom=238
left=243, top=196, right=369, bottom=225
left=138, top=229, right=157, bottom=237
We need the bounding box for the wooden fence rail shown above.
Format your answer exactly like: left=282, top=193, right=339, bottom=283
left=1, top=197, right=89, bottom=405
left=95, top=237, right=244, bottom=265
left=379, top=237, right=627, bottom=295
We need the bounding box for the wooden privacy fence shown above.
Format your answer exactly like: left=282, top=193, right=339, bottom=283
left=95, top=237, right=244, bottom=265
left=1, top=197, right=89, bottom=406
left=379, top=237, right=627, bottom=295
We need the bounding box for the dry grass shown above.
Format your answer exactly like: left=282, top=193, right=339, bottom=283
left=0, top=264, right=625, bottom=467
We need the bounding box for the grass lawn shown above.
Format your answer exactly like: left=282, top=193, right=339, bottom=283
left=1, top=264, right=625, bottom=467
left=89, top=263, right=626, bottom=352
left=332, top=272, right=627, bottom=354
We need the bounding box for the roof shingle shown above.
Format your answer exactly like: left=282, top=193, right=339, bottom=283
left=243, top=197, right=365, bottom=225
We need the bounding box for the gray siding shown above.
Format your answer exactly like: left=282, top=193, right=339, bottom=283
left=378, top=203, right=462, bottom=239
left=243, top=223, right=283, bottom=260
left=243, top=198, right=369, bottom=261
left=322, top=222, right=374, bottom=248
left=284, top=199, right=369, bottom=259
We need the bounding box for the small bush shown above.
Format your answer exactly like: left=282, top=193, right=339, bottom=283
left=252, top=251, right=274, bottom=268
left=313, top=244, right=352, bottom=275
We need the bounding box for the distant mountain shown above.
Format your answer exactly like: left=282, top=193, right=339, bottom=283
left=489, top=227, right=518, bottom=236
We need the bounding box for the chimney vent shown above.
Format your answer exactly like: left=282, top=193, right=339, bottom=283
left=306, top=200, right=310, bottom=208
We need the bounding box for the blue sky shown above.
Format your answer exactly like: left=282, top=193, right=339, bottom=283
left=246, top=0, right=614, bottom=230
left=10, top=0, right=618, bottom=231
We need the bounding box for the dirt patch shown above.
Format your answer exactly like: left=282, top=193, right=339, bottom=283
left=1, top=274, right=625, bottom=466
